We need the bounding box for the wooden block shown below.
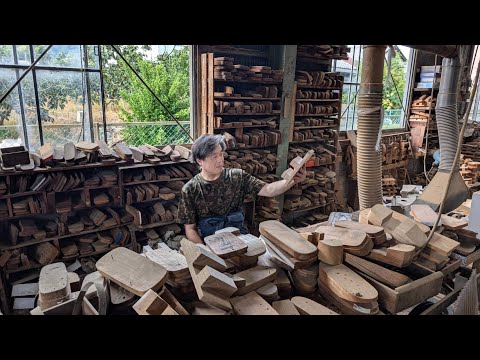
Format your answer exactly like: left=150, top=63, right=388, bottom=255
left=344, top=253, right=411, bottom=288
left=317, top=238, right=343, bottom=265
left=158, top=287, right=189, bottom=315
left=334, top=220, right=384, bottom=237
left=109, top=281, right=135, bottom=305
left=366, top=244, right=416, bottom=268
left=14, top=297, right=36, bottom=310
left=281, top=150, right=314, bottom=183
left=191, top=301, right=227, bottom=315
left=174, top=145, right=191, bottom=160
left=237, top=234, right=266, bottom=257
left=0, top=250, right=12, bottom=268
left=259, top=220, right=317, bottom=260
left=392, top=220, right=428, bottom=248
left=64, top=142, right=76, bottom=162
left=427, top=232, right=460, bottom=256
left=204, top=232, right=248, bottom=259
left=368, top=204, right=393, bottom=226
left=230, top=291, right=279, bottom=315
left=32, top=242, right=60, bottom=266
left=291, top=296, right=338, bottom=315
left=180, top=239, right=228, bottom=272
left=318, top=263, right=378, bottom=304
left=233, top=265, right=277, bottom=296
left=440, top=215, right=468, bottom=230
left=38, top=263, right=70, bottom=310
left=410, top=205, right=441, bottom=227
left=133, top=289, right=178, bottom=315
left=196, top=266, right=238, bottom=297
left=215, top=227, right=241, bottom=236
left=255, top=282, right=278, bottom=302
left=315, top=226, right=367, bottom=248
left=67, top=272, right=80, bottom=292
left=96, top=247, right=168, bottom=296
left=272, top=300, right=300, bottom=315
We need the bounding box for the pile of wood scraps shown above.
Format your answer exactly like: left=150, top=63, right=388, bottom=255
left=295, top=71, right=343, bottom=88
left=224, top=149, right=278, bottom=175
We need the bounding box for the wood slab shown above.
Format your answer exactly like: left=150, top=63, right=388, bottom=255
left=344, top=253, right=411, bottom=288
left=204, top=232, right=248, bottom=258
left=366, top=244, right=416, bottom=268
left=233, top=265, right=277, bottom=296
left=238, top=234, right=267, bottom=257
left=230, top=291, right=279, bottom=315
left=291, top=296, right=338, bottom=315
left=315, top=225, right=367, bottom=247
left=215, top=227, right=241, bottom=236
left=255, top=282, right=278, bottom=302
left=440, top=215, right=468, bottom=230
left=410, top=204, right=441, bottom=227
left=96, top=247, right=168, bottom=296
left=259, top=220, right=317, bottom=260
left=144, top=248, right=188, bottom=275
left=272, top=300, right=300, bottom=315
left=281, top=149, right=314, bottom=183
left=317, top=238, right=343, bottom=265
left=133, top=289, right=178, bottom=315
left=38, top=263, right=70, bottom=310
left=318, top=263, right=378, bottom=303
left=334, top=220, right=384, bottom=237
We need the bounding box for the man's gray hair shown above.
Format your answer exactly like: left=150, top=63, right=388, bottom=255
left=191, top=134, right=226, bottom=164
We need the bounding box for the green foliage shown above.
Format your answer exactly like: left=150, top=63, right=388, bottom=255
left=117, top=46, right=190, bottom=145
left=382, top=55, right=406, bottom=109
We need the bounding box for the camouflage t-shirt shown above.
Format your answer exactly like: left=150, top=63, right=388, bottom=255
left=177, top=168, right=266, bottom=225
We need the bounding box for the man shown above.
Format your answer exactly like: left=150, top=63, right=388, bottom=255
left=177, top=134, right=307, bottom=244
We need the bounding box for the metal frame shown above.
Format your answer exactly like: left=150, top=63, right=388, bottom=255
left=29, top=45, right=44, bottom=146
left=12, top=45, right=29, bottom=149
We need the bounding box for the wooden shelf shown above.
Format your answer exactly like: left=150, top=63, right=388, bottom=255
left=123, top=177, right=190, bottom=187
left=227, top=144, right=279, bottom=150
left=295, top=113, right=339, bottom=117
left=214, top=97, right=280, bottom=101
left=214, top=112, right=280, bottom=116
left=4, top=246, right=130, bottom=274
left=296, top=99, right=340, bottom=102
left=297, top=85, right=342, bottom=90
left=294, top=125, right=336, bottom=130
left=1, top=212, right=50, bottom=221
left=214, top=79, right=282, bottom=85
left=0, top=161, right=123, bottom=177
left=290, top=139, right=326, bottom=145
left=214, top=124, right=276, bottom=130
left=118, top=159, right=189, bottom=171
left=126, top=192, right=180, bottom=205
left=57, top=184, right=118, bottom=193
left=0, top=222, right=131, bottom=251
left=0, top=190, right=44, bottom=200
left=133, top=220, right=177, bottom=231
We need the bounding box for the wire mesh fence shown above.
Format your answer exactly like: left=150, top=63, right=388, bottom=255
left=340, top=109, right=404, bottom=131
left=0, top=121, right=192, bottom=149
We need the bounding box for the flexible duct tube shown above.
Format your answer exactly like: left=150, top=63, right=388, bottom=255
left=357, top=45, right=386, bottom=210
left=436, top=57, right=461, bottom=171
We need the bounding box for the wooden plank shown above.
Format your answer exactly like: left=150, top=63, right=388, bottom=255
left=234, top=265, right=277, bottom=296
left=133, top=289, right=178, bottom=315
left=334, top=220, right=384, bottom=237
left=360, top=271, right=443, bottom=314
left=281, top=149, right=314, bottom=183
left=180, top=241, right=228, bottom=272
left=204, top=232, right=248, bottom=259
left=318, top=263, right=378, bottom=303
left=315, top=225, right=367, bottom=247
left=272, top=300, right=300, bottom=315
left=344, top=253, right=411, bottom=288
left=440, top=215, right=468, bottom=230
left=207, top=53, right=214, bottom=134
left=144, top=248, right=188, bottom=275
left=259, top=220, right=317, bottom=260
left=317, top=238, right=343, bottom=265
left=96, top=247, right=168, bottom=296
left=230, top=291, right=279, bottom=315
left=410, top=204, right=440, bottom=227
left=238, top=234, right=267, bottom=257
left=180, top=239, right=235, bottom=311
left=11, top=283, right=39, bottom=297
left=365, top=244, right=416, bottom=268
left=191, top=301, right=227, bottom=315
left=158, top=287, right=189, bottom=315
left=291, top=296, right=338, bottom=315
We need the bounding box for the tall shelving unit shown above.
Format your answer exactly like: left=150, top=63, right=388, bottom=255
left=199, top=47, right=284, bottom=231
left=282, top=45, right=348, bottom=227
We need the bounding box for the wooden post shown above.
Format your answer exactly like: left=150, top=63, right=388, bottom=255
left=275, top=45, right=297, bottom=212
